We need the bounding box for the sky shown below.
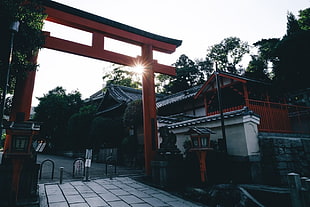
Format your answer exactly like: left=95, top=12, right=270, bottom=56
left=32, top=0, right=310, bottom=106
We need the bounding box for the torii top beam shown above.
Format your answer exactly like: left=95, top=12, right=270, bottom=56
left=43, top=0, right=182, bottom=75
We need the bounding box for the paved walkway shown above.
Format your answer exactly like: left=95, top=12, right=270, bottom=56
left=37, top=154, right=145, bottom=184
left=39, top=177, right=205, bottom=207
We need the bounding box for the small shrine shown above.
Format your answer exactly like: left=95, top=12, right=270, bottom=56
left=194, top=71, right=310, bottom=133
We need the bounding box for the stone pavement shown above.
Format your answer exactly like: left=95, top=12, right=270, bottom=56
left=39, top=177, right=206, bottom=207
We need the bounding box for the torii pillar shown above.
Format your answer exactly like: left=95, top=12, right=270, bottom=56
left=4, top=1, right=181, bottom=176
left=141, top=44, right=157, bottom=174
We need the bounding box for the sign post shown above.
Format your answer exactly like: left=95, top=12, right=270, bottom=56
left=84, top=149, right=92, bottom=182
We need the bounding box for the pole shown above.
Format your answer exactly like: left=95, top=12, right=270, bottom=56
left=0, top=21, right=19, bottom=134
left=141, top=44, right=157, bottom=176
left=288, top=173, right=302, bottom=207
left=59, top=167, right=64, bottom=184
left=215, top=63, right=227, bottom=153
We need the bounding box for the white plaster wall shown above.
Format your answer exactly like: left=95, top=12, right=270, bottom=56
left=170, top=127, right=191, bottom=153
left=207, top=117, right=248, bottom=156
left=226, top=122, right=248, bottom=156
left=175, top=134, right=191, bottom=153
left=243, top=115, right=260, bottom=156
left=182, top=106, right=205, bottom=117
left=164, top=114, right=260, bottom=157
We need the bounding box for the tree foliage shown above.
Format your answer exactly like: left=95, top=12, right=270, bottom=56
left=207, top=37, right=249, bottom=73
left=272, top=8, right=310, bottom=93
left=102, top=64, right=141, bottom=89
left=245, top=8, right=310, bottom=94
left=158, top=54, right=213, bottom=94
left=67, top=105, right=97, bottom=151
left=286, top=12, right=302, bottom=36
left=34, top=87, right=83, bottom=150
left=0, top=0, right=45, bottom=94
left=123, top=99, right=143, bottom=127
left=245, top=38, right=280, bottom=81
left=298, top=8, right=310, bottom=30
left=89, top=116, right=124, bottom=150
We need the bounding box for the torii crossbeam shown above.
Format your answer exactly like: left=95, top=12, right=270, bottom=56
left=9, top=0, right=182, bottom=175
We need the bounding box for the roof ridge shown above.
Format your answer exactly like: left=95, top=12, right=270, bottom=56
left=166, top=107, right=259, bottom=129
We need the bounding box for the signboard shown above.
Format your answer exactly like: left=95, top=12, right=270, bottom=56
left=85, top=149, right=92, bottom=167
left=35, top=141, right=47, bottom=152
left=85, top=159, right=91, bottom=167
left=85, top=149, right=92, bottom=159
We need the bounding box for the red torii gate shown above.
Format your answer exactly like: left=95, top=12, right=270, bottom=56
left=7, top=1, right=181, bottom=175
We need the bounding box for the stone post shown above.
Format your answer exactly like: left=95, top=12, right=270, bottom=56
left=288, top=173, right=302, bottom=207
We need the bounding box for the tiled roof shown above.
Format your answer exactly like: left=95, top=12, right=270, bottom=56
left=94, top=84, right=166, bottom=116
left=220, top=71, right=271, bottom=85
left=164, top=107, right=258, bottom=129
left=86, top=89, right=104, bottom=102
left=195, top=71, right=271, bottom=99
left=158, top=113, right=200, bottom=124
left=156, top=85, right=202, bottom=108
left=95, top=102, right=124, bottom=116
left=107, top=84, right=142, bottom=103
left=185, top=127, right=215, bottom=135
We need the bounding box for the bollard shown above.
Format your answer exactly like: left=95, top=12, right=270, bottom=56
left=59, top=167, right=64, bottom=184
left=84, top=167, right=90, bottom=182
left=288, top=173, right=302, bottom=207
left=109, top=164, right=113, bottom=180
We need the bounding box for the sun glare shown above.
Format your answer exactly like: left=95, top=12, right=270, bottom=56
left=132, top=63, right=145, bottom=75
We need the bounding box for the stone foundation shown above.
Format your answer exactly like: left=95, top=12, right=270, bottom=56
left=259, top=133, right=310, bottom=185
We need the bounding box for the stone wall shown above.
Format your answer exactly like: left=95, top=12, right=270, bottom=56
left=259, top=133, right=310, bottom=185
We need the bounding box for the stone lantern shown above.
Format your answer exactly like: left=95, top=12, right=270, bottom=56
left=187, top=127, right=215, bottom=183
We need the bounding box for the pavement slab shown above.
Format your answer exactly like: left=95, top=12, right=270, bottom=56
left=39, top=177, right=206, bottom=207
left=118, top=195, right=144, bottom=204
left=98, top=192, right=120, bottom=202
left=108, top=200, right=131, bottom=207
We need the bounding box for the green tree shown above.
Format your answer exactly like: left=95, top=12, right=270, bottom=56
left=102, top=64, right=141, bottom=88
left=158, top=54, right=213, bottom=94
left=273, top=8, right=310, bottom=93
left=245, top=38, right=280, bottom=81
left=298, top=8, right=310, bottom=30
left=286, top=12, right=302, bottom=36
left=0, top=0, right=45, bottom=95
left=34, top=87, right=83, bottom=151
left=67, top=105, right=97, bottom=151
left=207, top=37, right=250, bottom=73
left=123, top=100, right=143, bottom=127
left=121, top=100, right=142, bottom=160
left=89, top=116, right=124, bottom=151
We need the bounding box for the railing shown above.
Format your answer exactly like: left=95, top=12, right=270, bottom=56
left=248, top=99, right=292, bottom=133
left=206, top=105, right=244, bottom=116
left=248, top=99, right=310, bottom=133
left=206, top=99, right=310, bottom=134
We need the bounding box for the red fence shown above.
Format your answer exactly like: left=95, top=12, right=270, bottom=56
left=249, top=99, right=310, bottom=133
left=206, top=105, right=244, bottom=116
left=248, top=99, right=292, bottom=133
left=206, top=99, right=310, bottom=134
